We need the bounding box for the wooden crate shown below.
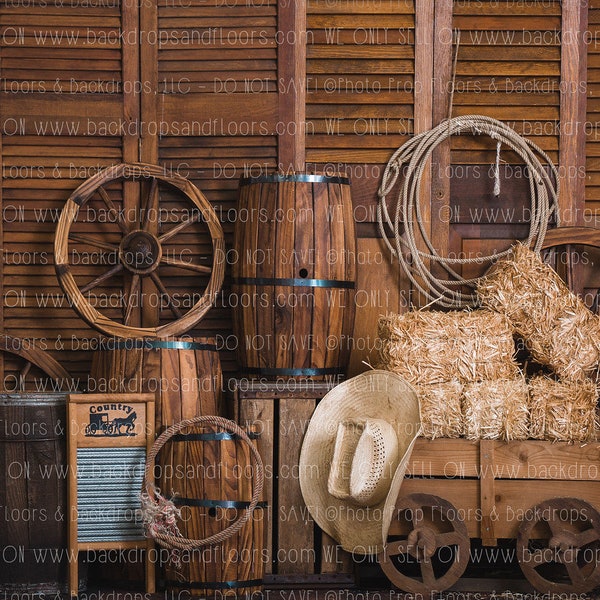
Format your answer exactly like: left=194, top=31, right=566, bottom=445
left=232, top=380, right=355, bottom=586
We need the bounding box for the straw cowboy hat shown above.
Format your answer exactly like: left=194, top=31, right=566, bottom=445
left=299, top=370, right=421, bottom=555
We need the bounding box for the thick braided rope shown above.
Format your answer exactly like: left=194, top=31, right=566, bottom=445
left=142, top=415, right=264, bottom=551
left=377, top=115, right=560, bottom=308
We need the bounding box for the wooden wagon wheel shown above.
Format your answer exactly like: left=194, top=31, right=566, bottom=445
left=379, top=493, right=470, bottom=595
left=541, top=226, right=600, bottom=307
left=54, top=162, right=225, bottom=339
left=516, top=497, right=600, bottom=594
left=0, top=334, right=74, bottom=391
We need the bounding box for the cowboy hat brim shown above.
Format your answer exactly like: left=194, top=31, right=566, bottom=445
left=299, top=369, right=421, bottom=555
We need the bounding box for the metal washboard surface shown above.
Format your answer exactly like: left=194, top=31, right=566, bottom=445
left=76, top=447, right=146, bottom=542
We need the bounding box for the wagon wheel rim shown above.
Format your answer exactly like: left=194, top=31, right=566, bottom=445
left=54, top=162, right=225, bottom=339
left=0, top=334, right=74, bottom=392
left=379, top=493, right=470, bottom=595
left=516, top=497, right=600, bottom=594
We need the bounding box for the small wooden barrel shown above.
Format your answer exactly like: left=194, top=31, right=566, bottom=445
left=232, top=173, right=356, bottom=380
left=0, top=394, right=84, bottom=593
left=89, top=337, right=223, bottom=433
left=157, top=420, right=266, bottom=597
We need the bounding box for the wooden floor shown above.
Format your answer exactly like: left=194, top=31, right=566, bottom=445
left=49, top=584, right=600, bottom=600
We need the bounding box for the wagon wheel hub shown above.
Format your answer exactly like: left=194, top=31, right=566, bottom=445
left=119, top=230, right=162, bottom=274
left=407, top=526, right=437, bottom=560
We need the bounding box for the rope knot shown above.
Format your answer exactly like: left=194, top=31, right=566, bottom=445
left=141, top=486, right=183, bottom=533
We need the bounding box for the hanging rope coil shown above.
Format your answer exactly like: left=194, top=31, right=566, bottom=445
left=141, top=415, right=264, bottom=552
left=377, top=114, right=560, bottom=308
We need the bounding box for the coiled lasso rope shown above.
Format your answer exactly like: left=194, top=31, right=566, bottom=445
left=377, top=114, right=560, bottom=308
left=141, top=415, right=264, bottom=557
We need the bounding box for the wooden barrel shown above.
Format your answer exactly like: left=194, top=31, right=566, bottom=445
left=232, top=174, right=356, bottom=381
left=0, top=394, right=84, bottom=593
left=156, top=419, right=266, bottom=598
left=89, top=337, right=223, bottom=433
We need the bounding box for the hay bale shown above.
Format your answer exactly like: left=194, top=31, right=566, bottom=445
left=529, top=375, right=598, bottom=442
left=477, top=243, right=600, bottom=381
left=416, top=381, right=464, bottom=439
left=462, top=378, right=530, bottom=441
left=378, top=309, right=519, bottom=386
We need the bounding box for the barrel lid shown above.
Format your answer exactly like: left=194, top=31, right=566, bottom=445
left=239, top=173, right=350, bottom=186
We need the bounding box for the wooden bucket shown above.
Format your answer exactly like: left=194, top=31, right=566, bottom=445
left=147, top=416, right=266, bottom=598
left=0, top=394, right=84, bottom=593
left=89, top=337, right=223, bottom=433
left=232, top=173, right=356, bottom=381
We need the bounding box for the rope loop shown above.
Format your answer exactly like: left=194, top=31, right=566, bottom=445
left=142, top=415, right=264, bottom=552
left=377, top=114, right=560, bottom=308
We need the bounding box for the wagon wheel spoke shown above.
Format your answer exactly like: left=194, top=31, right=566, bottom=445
left=574, top=528, right=600, bottom=547
left=150, top=271, right=183, bottom=319
left=565, top=561, right=585, bottom=586
left=524, top=547, right=553, bottom=566
left=96, top=186, right=128, bottom=235
left=124, top=274, right=141, bottom=326
left=419, top=557, right=436, bottom=587
left=80, top=263, right=124, bottom=294
left=68, top=233, right=119, bottom=253
left=435, top=531, right=464, bottom=547
left=383, top=539, right=411, bottom=558
left=160, top=255, right=212, bottom=275
left=158, top=213, right=201, bottom=244
left=142, top=177, right=160, bottom=231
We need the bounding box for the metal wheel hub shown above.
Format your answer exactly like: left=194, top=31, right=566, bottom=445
left=119, top=230, right=162, bottom=274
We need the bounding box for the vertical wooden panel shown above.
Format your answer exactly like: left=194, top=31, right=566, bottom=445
left=430, top=0, right=453, bottom=282
left=140, top=0, right=158, bottom=165
left=277, top=397, right=316, bottom=575
left=560, top=0, right=588, bottom=225
left=347, top=237, right=403, bottom=377
left=238, top=398, right=275, bottom=574
left=279, top=0, right=307, bottom=172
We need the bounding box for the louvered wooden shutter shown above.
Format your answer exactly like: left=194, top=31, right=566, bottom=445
left=0, top=1, right=594, bottom=387
left=430, top=0, right=586, bottom=283
left=0, top=1, right=138, bottom=387
left=587, top=1, right=600, bottom=211
left=143, top=0, right=280, bottom=374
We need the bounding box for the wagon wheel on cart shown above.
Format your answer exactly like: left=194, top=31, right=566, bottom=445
left=379, top=493, right=470, bottom=595
left=516, top=497, right=600, bottom=594
left=0, top=334, right=74, bottom=391
left=541, top=226, right=600, bottom=309
left=54, top=162, right=225, bottom=339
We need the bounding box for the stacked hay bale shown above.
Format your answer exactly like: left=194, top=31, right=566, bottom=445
left=477, top=243, right=600, bottom=442
left=378, top=243, right=600, bottom=442
left=378, top=310, right=529, bottom=440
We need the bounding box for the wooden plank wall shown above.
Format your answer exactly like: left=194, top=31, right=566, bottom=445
left=0, top=0, right=598, bottom=389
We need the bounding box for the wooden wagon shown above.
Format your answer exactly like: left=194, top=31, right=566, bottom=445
left=380, top=437, right=600, bottom=595
left=378, top=228, right=600, bottom=595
